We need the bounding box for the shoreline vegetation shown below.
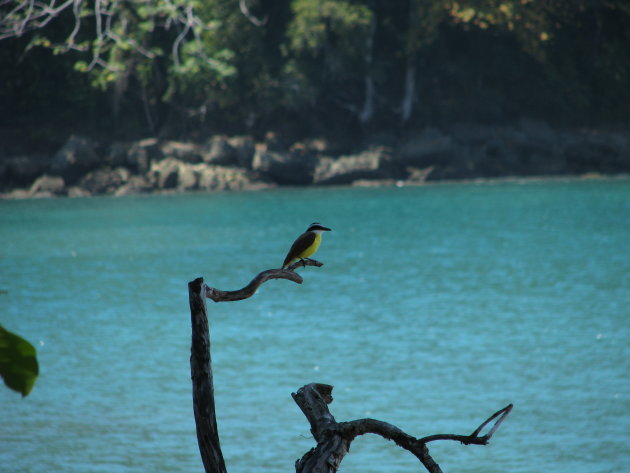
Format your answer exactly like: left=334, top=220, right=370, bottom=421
left=3, top=2, right=628, bottom=201
left=2, top=121, right=629, bottom=199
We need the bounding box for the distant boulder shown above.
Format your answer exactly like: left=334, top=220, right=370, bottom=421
left=104, top=141, right=131, bottom=168
left=252, top=147, right=317, bottom=185
left=127, top=138, right=163, bottom=173
left=313, top=147, right=394, bottom=185
left=197, top=165, right=271, bottom=191
left=1, top=154, right=51, bottom=188
left=67, top=186, right=91, bottom=198
left=149, top=158, right=184, bottom=189
left=228, top=135, right=256, bottom=169
left=563, top=131, right=629, bottom=174
left=78, top=167, right=131, bottom=195
left=396, top=128, right=455, bottom=167
left=177, top=162, right=200, bottom=190
left=202, top=136, right=238, bottom=166
left=50, top=135, right=101, bottom=184
left=114, top=175, right=153, bottom=196
left=160, top=141, right=203, bottom=164
left=29, top=175, right=66, bottom=197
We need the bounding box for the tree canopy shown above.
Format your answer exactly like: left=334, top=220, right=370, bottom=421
left=1, top=0, right=628, bottom=151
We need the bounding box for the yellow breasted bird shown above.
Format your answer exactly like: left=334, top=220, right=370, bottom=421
left=282, top=222, right=332, bottom=269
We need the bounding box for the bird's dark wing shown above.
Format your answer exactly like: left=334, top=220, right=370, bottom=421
left=282, top=231, right=316, bottom=267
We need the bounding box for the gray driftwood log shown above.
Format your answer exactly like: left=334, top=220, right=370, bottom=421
left=293, top=383, right=512, bottom=473
left=187, top=260, right=512, bottom=473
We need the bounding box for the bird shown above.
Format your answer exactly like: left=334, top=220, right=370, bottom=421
left=282, top=222, right=332, bottom=269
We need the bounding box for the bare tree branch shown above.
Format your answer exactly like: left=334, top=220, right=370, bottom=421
left=239, top=0, right=268, bottom=27
left=293, top=383, right=513, bottom=473
left=0, top=0, right=215, bottom=70
left=205, top=259, right=323, bottom=302
left=419, top=403, right=514, bottom=445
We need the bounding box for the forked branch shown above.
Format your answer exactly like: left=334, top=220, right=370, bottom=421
left=293, top=383, right=513, bottom=473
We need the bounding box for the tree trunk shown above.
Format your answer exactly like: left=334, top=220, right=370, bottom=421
left=401, top=57, right=416, bottom=123
left=359, top=12, right=377, bottom=124
left=188, top=277, right=227, bottom=473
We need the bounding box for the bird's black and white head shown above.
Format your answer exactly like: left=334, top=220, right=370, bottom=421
left=307, top=222, right=332, bottom=233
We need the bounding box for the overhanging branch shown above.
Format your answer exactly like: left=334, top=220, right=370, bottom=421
left=205, top=259, right=323, bottom=302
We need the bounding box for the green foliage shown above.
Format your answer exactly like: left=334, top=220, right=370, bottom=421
left=0, top=325, right=39, bottom=397
left=0, top=0, right=628, bottom=143
left=286, top=0, right=373, bottom=56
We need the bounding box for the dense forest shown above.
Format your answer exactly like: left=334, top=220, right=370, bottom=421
left=1, top=0, right=629, bottom=155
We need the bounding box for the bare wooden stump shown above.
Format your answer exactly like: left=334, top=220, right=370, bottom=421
left=187, top=261, right=513, bottom=473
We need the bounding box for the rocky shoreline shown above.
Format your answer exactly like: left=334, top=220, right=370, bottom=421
left=2, top=121, right=629, bottom=199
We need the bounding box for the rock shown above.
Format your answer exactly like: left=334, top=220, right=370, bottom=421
left=50, top=135, right=101, bottom=184
left=406, top=166, right=436, bottom=183
left=148, top=158, right=203, bottom=190
left=67, top=186, right=92, bottom=198
left=396, top=128, right=455, bottom=166
left=228, top=135, right=256, bottom=169
left=1, top=154, right=51, bottom=188
left=78, top=167, right=131, bottom=195
left=202, top=136, right=238, bottom=165
left=2, top=188, right=31, bottom=199
left=114, top=175, right=153, bottom=196
left=160, top=141, right=203, bottom=164
left=263, top=131, right=288, bottom=152
left=127, top=138, right=163, bottom=173
left=444, top=124, right=567, bottom=178
left=177, top=162, right=199, bottom=190
left=197, top=165, right=270, bottom=191
left=313, top=147, right=394, bottom=185
left=105, top=142, right=132, bottom=168
left=29, top=175, right=66, bottom=196
left=252, top=146, right=317, bottom=185
left=563, top=131, right=629, bottom=173
left=149, top=158, right=181, bottom=189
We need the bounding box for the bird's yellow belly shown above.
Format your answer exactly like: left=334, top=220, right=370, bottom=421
left=297, top=232, right=322, bottom=260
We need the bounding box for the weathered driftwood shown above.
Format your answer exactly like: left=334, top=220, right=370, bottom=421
left=187, top=260, right=513, bottom=473
left=292, top=383, right=513, bottom=473
left=204, top=259, right=322, bottom=302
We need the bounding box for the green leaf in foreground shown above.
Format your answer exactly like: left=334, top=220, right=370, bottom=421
left=0, top=325, right=39, bottom=397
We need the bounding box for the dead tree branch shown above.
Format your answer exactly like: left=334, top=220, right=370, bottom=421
left=187, top=259, right=512, bottom=473
left=239, top=0, right=268, bottom=27
left=205, top=259, right=323, bottom=302
left=0, top=0, right=219, bottom=72
left=293, top=383, right=513, bottom=473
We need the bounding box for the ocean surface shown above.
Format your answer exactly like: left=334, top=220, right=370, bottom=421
left=1, top=178, right=629, bottom=473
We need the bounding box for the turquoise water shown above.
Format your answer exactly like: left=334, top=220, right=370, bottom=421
left=1, top=179, right=629, bottom=473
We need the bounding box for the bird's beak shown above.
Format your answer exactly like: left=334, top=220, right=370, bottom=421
left=322, top=226, right=331, bottom=231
